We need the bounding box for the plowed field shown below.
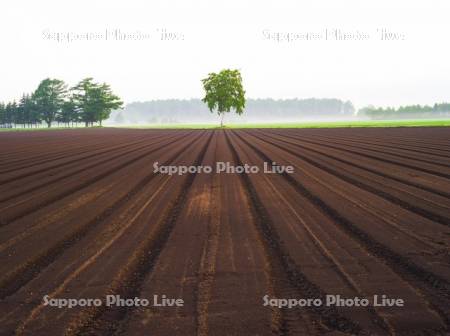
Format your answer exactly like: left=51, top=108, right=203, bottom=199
left=0, top=127, right=449, bottom=335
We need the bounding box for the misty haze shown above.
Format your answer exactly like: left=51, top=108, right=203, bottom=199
left=106, top=99, right=450, bottom=126
left=107, top=98, right=357, bottom=125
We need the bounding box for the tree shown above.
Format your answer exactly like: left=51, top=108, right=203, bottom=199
left=18, top=94, right=36, bottom=128
left=15, top=98, right=25, bottom=127
left=93, top=83, right=123, bottom=126
left=0, top=102, right=5, bottom=127
left=201, top=69, right=246, bottom=127
left=32, top=78, right=67, bottom=127
left=58, top=97, right=78, bottom=127
left=72, top=78, right=97, bottom=126
left=72, top=78, right=123, bottom=126
left=5, top=102, right=17, bottom=128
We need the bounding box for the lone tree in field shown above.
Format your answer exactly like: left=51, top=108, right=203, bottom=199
left=202, top=69, right=246, bottom=127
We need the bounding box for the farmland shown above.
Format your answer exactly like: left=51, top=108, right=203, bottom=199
left=0, top=127, right=449, bottom=335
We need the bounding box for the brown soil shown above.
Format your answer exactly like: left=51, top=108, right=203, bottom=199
left=0, top=127, right=449, bottom=336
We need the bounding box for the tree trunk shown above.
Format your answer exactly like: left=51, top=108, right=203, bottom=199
left=220, top=113, right=224, bottom=127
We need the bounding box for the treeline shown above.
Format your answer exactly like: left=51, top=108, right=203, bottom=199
left=0, top=78, right=122, bottom=128
left=112, top=98, right=355, bottom=124
left=358, top=103, right=450, bottom=120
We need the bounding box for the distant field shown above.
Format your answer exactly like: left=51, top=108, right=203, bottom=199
left=1, top=119, right=450, bottom=131
left=0, top=126, right=101, bottom=132
left=112, top=119, right=450, bottom=129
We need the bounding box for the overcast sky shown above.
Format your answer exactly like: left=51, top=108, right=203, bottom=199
left=1, top=0, right=449, bottom=108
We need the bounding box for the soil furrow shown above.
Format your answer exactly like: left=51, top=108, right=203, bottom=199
left=0, top=132, right=204, bottom=300
left=251, top=130, right=450, bottom=227
left=234, top=131, right=450, bottom=330
left=65, top=132, right=213, bottom=336
left=225, top=132, right=362, bottom=335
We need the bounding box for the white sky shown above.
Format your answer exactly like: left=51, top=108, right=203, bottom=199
left=1, top=0, right=449, bottom=108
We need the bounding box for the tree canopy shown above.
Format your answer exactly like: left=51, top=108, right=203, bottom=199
left=32, top=78, right=67, bottom=128
left=72, top=78, right=123, bottom=126
left=202, top=69, right=246, bottom=126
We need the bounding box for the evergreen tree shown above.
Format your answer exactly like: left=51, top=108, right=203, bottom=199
left=32, top=78, right=67, bottom=127
left=73, top=78, right=123, bottom=126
